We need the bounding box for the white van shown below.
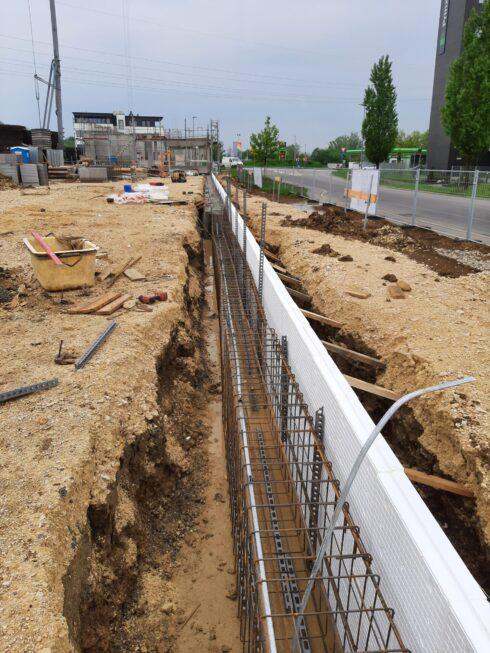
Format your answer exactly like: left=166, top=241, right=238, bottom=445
left=221, top=156, right=243, bottom=168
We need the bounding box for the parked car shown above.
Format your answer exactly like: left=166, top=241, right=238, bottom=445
left=222, top=156, right=243, bottom=168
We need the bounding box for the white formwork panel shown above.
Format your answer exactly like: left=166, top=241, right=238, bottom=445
left=212, top=175, right=490, bottom=653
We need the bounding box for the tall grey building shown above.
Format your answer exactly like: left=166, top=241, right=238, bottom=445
left=427, top=0, right=486, bottom=169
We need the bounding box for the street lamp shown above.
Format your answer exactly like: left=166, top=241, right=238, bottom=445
left=192, top=115, right=197, bottom=137
left=359, top=102, right=366, bottom=168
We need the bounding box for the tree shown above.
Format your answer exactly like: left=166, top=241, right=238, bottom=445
left=249, top=116, right=280, bottom=165
left=63, top=136, right=75, bottom=148
left=397, top=130, right=429, bottom=149
left=362, top=55, right=398, bottom=167
left=442, top=1, right=490, bottom=166
left=212, top=139, right=224, bottom=162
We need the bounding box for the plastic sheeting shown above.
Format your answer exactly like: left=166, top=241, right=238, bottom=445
left=212, top=174, right=490, bottom=653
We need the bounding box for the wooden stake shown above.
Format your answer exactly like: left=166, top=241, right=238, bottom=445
left=344, top=374, right=400, bottom=401
left=321, top=340, right=385, bottom=369
left=286, top=286, right=311, bottom=302
left=277, top=271, right=303, bottom=287
left=301, top=308, right=342, bottom=329
left=404, top=468, right=473, bottom=498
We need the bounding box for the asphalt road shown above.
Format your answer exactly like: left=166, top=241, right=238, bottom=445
left=266, top=168, right=490, bottom=244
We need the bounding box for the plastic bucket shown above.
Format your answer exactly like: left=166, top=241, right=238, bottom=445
left=23, top=236, right=98, bottom=291
left=123, top=184, right=132, bottom=192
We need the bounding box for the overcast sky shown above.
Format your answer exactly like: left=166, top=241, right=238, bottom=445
left=0, top=0, right=440, bottom=150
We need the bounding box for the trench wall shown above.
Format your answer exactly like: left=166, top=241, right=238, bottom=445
left=212, top=175, right=489, bottom=653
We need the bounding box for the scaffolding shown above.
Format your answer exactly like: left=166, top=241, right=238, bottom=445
left=210, top=182, right=408, bottom=653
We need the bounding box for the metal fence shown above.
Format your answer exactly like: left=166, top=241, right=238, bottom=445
left=252, top=167, right=489, bottom=243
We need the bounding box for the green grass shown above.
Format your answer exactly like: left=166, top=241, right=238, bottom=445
left=261, top=176, right=303, bottom=198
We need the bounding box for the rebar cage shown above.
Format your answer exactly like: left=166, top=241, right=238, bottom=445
left=210, top=181, right=409, bottom=653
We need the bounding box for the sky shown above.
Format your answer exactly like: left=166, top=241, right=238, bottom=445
left=0, top=0, right=441, bottom=151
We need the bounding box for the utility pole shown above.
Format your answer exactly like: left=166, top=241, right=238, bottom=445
left=49, top=0, right=64, bottom=149
left=192, top=115, right=197, bottom=137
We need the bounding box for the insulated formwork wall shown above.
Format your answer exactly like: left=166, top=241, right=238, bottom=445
left=212, top=175, right=490, bottom=653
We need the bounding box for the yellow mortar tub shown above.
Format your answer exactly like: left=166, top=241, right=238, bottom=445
left=23, top=236, right=98, bottom=291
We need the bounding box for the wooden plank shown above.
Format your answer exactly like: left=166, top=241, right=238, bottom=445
left=124, top=267, right=146, bottom=281
left=301, top=308, right=342, bottom=329
left=264, top=248, right=280, bottom=262
left=345, top=189, right=378, bottom=203
left=321, top=340, right=385, bottom=369
left=107, top=255, right=142, bottom=287
left=277, top=271, right=302, bottom=286
left=67, top=292, right=122, bottom=315
left=344, top=374, right=400, bottom=401
left=96, top=293, right=132, bottom=315
left=271, top=262, right=289, bottom=275
left=404, top=468, right=473, bottom=498
left=286, top=286, right=311, bottom=302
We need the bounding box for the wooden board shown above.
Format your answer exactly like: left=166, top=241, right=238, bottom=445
left=286, top=286, right=311, bottom=302
left=301, top=308, right=342, bottom=329
left=404, top=468, right=473, bottom=498
left=96, top=293, right=132, bottom=315
left=108, top=255, right=141, bottom=287
left=124, top=267, right=146, bottom=281
left=346, top=189, right=378, bottom=203
left=277, top=271, right=302, bottom=286
left=344, top=374, right=400, bottom=401
left=264, top=248, right=280, bottom=262
left=67, top=292, right=122, bottom=315
left=321, top=340, right=385, bottom=369
left=271, top=262, right=289, bottom=275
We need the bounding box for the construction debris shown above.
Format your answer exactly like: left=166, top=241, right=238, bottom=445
left=387, top=284, right=406, bottom=299
left=74, top=320, right=117, bottom=369
left=346, top=289, right=371, bottom=299
left=96, top=294, right=132, bottom=315
left=67, top=292, right=122, bottom=314
left=123, top=267, right=146, bottom=281
left=397, top=279, right=412, bottom=292
left=107, top=255, right=142, bottom=287
left=0, top=378, right=58, bottom=404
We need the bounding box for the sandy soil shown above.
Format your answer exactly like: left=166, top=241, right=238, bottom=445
left=0, top=177, right=239, bottom=652
left=241, top=191, right=489, bottom=566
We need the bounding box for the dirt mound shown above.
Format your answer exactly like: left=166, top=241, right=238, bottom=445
left=0, top=172, right=17, bottom=190
left=282, top=204, right=489, bottom=278
left=311, top=243, right=339, bottom=257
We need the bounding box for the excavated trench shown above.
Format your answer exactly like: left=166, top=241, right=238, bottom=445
left=61, top=240, right=233, bottom=653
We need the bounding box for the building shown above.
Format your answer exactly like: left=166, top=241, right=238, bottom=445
left=73, top=111, right=165, bottom=166
left=232, top=140, right=242, bottom=158
left=427, top=0, right=488, bottom=169
left=73, top=111, right=214, bottom=171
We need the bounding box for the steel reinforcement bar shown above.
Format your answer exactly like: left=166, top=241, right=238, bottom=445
left=210, top=183, right=408, bottom=653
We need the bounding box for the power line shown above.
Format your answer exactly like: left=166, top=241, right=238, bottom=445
left=0, top=33, right=367, bottom=91
left=0, top=63, right=431, bottom=105
left=26, top=0, right=42, bottom=127
left=55, top=0, right=336, bottom=59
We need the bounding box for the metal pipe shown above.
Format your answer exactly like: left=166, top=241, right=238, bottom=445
left=49, top=0, right=64, bottom=148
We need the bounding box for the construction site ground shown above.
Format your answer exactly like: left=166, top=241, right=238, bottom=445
left=239, top=185, right=489, bottom=593
left=0, top=178, right=240, bottom=652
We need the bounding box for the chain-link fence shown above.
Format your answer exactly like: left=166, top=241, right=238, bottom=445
left=250, top=166, right=489, bottom=243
